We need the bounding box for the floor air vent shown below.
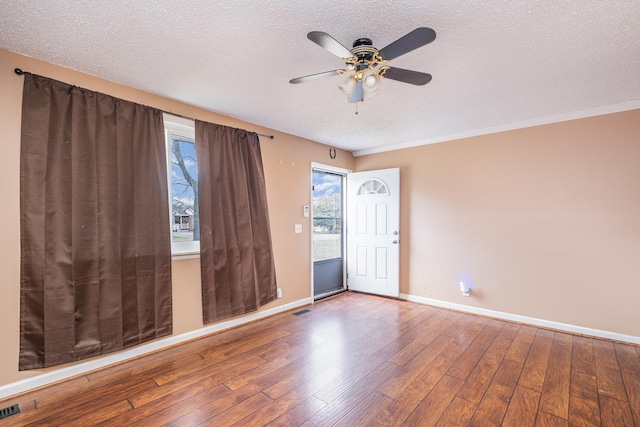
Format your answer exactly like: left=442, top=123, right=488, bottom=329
left=292, top=309, right=311, bottom=316
left=0, top=404, right=20, bottom=419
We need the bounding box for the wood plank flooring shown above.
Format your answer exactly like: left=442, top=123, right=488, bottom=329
left=1, top=292, right=639, bottom=426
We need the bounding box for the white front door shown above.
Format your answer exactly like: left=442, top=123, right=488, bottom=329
left=346, top=168, right=400, bottom=297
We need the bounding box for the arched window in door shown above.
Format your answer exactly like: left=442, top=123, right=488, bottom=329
left=357, top=178, right=389, bottom=196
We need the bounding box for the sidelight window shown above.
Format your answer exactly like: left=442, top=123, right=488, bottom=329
left=164, top=114, right=199, bottom=254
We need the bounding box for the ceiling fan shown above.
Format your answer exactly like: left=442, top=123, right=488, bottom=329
left=289, top=28, right=436, bottom=104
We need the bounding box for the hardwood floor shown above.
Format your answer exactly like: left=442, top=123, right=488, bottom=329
left=1, top=292, right=639, bottom=426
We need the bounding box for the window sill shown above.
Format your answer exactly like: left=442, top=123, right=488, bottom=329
left=171, top=251, right=200, bottom=261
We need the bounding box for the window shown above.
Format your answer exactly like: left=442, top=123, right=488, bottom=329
left=312, top=170, right=344, bottom=262
left=164, top=114, right=199, bottom=255
left=357, top=178, right=389, bottom=195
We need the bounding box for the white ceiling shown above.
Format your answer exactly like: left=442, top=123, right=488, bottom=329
left=2, top=1, right=640, bottom=155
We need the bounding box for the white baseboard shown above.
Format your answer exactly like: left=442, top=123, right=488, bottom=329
left=0, top=296, right=313, bottom=400
left=400, top=293, right=640, bottom=345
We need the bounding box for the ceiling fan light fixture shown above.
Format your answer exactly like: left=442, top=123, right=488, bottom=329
left=363, top=69, right=380, bottom=89
left=348, top=80, right=364, bottom=103
left=364, top=74, right=378, bottom=88
left=361, top=69, right=380, bottom=100
left=339, top=75, right=357, bottom=97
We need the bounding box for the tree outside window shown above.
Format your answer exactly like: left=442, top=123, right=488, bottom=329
left=170, top=136, right=199, bottom=242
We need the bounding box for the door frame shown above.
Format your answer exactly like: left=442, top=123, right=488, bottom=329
left=310, top=162, right=351, bottom=301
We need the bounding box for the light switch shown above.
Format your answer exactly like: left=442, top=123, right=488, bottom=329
left=294, top=224, right=302, bottom=234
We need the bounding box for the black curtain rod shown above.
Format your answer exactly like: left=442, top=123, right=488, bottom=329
left=14, top=68, right=275, bottom=140
left=164, top=110, right=275, bottom=140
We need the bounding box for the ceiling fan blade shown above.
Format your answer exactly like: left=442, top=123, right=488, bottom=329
left=383, top=67, right=432, bottom=85
left=378, top=27, right=436, bottom=61
left=348, top=80, right=363, bottom=103
left=289, top=69, right=345, bottom=84
left=307, top=31, right=354, bottom=59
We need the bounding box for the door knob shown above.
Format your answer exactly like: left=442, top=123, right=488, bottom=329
left=392, top=240, right=398, bottom=244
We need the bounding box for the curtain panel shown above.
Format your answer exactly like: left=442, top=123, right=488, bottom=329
left=19, top=74, right=173, bottom=370
left=195, top=121, right=277, bottom=323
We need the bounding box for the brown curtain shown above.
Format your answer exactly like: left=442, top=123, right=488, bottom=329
left=195, top=121, right=277, bottom=323
left=19, top=73, right=172, bottom=370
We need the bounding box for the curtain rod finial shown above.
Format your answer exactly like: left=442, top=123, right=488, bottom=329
left=15, top=68, right=25, bottom=75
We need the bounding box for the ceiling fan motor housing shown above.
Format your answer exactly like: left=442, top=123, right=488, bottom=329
left=353, top=37, right=373, bottom=48
left=352, top=38, right=377, bottom=70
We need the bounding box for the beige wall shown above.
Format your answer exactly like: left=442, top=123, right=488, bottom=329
left=0, top=49, right=354, bottom=387
left=355, top=110, right=640, bottom=336
left=2, top=46, right=639, bottom=392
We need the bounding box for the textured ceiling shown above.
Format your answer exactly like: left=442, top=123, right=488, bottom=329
left=1, top=1, right=640, bottom=155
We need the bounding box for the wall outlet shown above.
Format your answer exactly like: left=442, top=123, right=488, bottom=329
left=294, top=224, right=302, bottom=233
left=277, top=288, right=282, bottom=298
